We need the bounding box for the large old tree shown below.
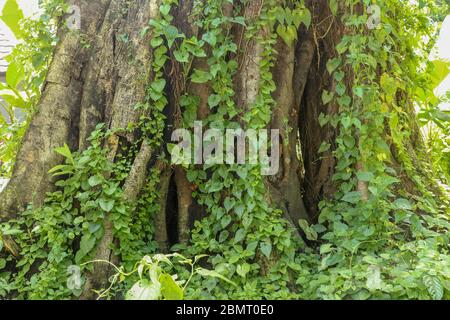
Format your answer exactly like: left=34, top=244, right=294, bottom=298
left=0, top=0, right=449, bottom=300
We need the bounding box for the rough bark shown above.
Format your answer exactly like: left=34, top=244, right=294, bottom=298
left=0, top=0, right=112, bottom=217
left=0, top=0, right=394, bottom=297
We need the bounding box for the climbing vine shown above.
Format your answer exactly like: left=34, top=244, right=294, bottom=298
left=0, top=0, right=449, bottom=300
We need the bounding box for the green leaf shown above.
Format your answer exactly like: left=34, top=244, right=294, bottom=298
left=234, top=228, right=245, bottom=243
left=326, top=58, right=341, bottom=74
left=191, top=69, right=211, bottom=83
left=174, top=50, right=189, bottom=63
left=329, top=0, right=338, bottom=15
left=160, top=274, right=183, bottom=300
left=318, top=113, right=329, bottom=127
left=220, top=215, right=232, bottom=228
left=341, top=191, right=361, bottom=204
left=0, top=0, right=24, bottom=38
left=48, top=164, right=74, bottom=176
left=337, top=95, right=351, bottom=107
left=320, top=244, right=333, bottom=254
left=224, top=197, right=235, bottom=212
left=318, top=142, right=331, bottom=153
left=202, top=32, right=217, bottom=46
left=208, top=94, right=221, bottom=108
left=335, top=82, right=346, bottom=96
left=298, top=219, right=318, bottom=241
left=322, top=90, right=334, bottom=105
left=55, top=144, right=75, bottom=165
left=196, top=268, right=237, bottom=286
left=356, top=171, right=374, bottom=182
left=99, top=198, right=115, bottom=212
left=88, top=175, right=103, bottom=187
left=343, top=135, right=355, bottom=148
left=236, top=263, right=251, bottom=278
left=159, top=4, right=171, bottom=16
left=151, top=78, right=166, bottom=93
left=5, top=61, right=24, bottom=88
left=299, top=8, right=311, bottom=29
left=260, top=242, right=272, bottom=258
left=393, top=198, right=412, bottom=210
left=0, top=258, right=6, bottom=269
left=234, top=204, right=245, bottom=218
left=277, top=25, right=297, bottom=46
left=423, top=275, right=443, bottom=300
left=150, top=37, right=163, bottom=48
left=75, top=235, right=96, bottom=263
left=430, top=60, right=450, bottom=94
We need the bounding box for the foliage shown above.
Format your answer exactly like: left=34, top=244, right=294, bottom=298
left=298, top=0, right=450, bottom=300
left=0, top=0, right=449, bottom=301
left=0, top=0, right=66, bottom=175
left=82, top=253, right=235, bottom=300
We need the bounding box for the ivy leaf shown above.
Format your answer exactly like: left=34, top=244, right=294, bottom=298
left=75, top=234, right=96, bottom=263
left=298, top=219, right=318, bottom=241
left=236, top=263, right=251, bottom=278
left=322, top=90, right=334, bottom=105
left=224, top=197, right=235, bottom=212
left=299, top=8, right=311, bottom=29
left=186, top=170, right=198, bottom=182
left=234, top=204, right=245, bottom=218
left=319, top=113, right=329, bottom=127
left=393, top=198, right=412, bottom=210
left=277, top=25, right=297, bottom=47
left=220, top=215, right=232, bottom=228
left=202, top=32, right=217, bottom=46
left=159, top=4, right=171, bottom=16
left=423, top=275, right=443, bottom=300
left=88, top=175, right=103, bottom=187
left=336, top=82, right=346, bottom=96
left=151, top=78, right=166, bottom=93
left=99, top=198, right=115, bottom=212
left=341, top=191, right=361, bottom=204
left=260, top=242, right=272, bottom=258
left=174, top=50, right=189, bottom=63
left=150, top=36, right=163, bottom=48
left=191, top=69, right=211, bottom=83
left=320, top=244, right=333, bottom=254
left=356, top=171, right=374, bottom=182
left=343, top=135, right=356, bottom=148
left=234, top=228, right=245, bottom=243
left=326, top=58, right=341, bottom=74
left=208, top=94, right=222, bottom=108
left=219, top=230, right=229, bottom=242
left=337, top=95, right=351, bottom=107
left=318, top=142, right=331, bottom=153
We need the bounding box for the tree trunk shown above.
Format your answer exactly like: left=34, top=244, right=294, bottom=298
left=0, top=0, right=445, bottom=299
